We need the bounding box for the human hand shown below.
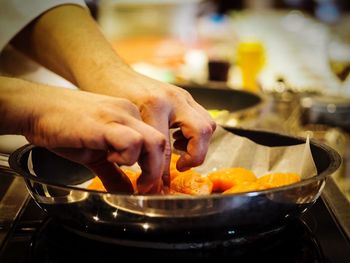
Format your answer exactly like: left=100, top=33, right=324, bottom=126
left=10, top=4, right=216, bottom=191
left=1, top=77, right=166, bottom=193
left=79, top=68, right=217, bottom=187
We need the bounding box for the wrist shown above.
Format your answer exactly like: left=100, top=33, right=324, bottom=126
left=0, top=77, right=37, bottom=136
left=76, top=63, right=145, bottom=98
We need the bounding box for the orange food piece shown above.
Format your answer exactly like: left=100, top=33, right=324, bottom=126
left=170, top=153, right=181, bottom=180
left=87, top=176, right=107, bottom=192
left=257, top=172, right=301, bottom=189
left=208, top=167, right=257, bottom=193
left=223, top=181, right=266, bottom=194
left=87, top=152, right=302, bottom=196
left=170, top=153, right=181, bottom=164
left=123, top=169, right=141, bottom=192
left=169, top=153, right=199, bottom=182
left=168, top=189, right=191, bottom=196
left=171, top=171, right=213, bottom=195
left=88, top=169, right=141, bottom=193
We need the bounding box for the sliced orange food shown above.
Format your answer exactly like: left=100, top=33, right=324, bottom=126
left=171, top=171, right=213, bottom=195
left=257, top=172, right=301, bottom=189
left=123, top=169, right=141, bottom=192
left=208, top=167, right=257, bottom=193
left=87, top=176, right=107, bottom=192
left=169, top=153, right=198, bottom=182
left=88, top=168, right=141, bottom=193
left=170, top=153, right=181, bottom=180
left=168, top=189, right=191, bottom=196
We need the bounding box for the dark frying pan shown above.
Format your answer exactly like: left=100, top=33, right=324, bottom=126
left=181, top=85, right=262, bottom=112
left=181, top=85, right=263, bottom=126
left=8, top=127, right=341, bottom=249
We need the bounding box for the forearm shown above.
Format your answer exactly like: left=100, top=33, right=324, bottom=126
left=8, top=4, right=216, bottom=175
left=0, top=76, right=41, bottom=135
left=11, top=4, right=130, bottom=90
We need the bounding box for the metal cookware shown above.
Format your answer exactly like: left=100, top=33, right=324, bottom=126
left=182, top=85, right=262, bottom=112
left=8, top=127, right=341, bottom=249
left=182, top=85, right=264, bottom=126
left=301, top=94, right=350, bottom=132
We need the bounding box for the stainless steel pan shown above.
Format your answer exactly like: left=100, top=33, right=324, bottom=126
left=8, top=127, right=341, bottom=249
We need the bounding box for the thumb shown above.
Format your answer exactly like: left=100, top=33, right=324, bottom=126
left=140, top=112, right=172, bottom=188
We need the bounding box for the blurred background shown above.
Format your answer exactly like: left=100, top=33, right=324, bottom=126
left=86, top=0, right=350, bottom=94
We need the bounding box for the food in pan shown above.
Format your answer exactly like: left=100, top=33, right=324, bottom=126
left=88, top=169, right=140, bottom=192
left=88, top=153, right=301, bottom=195
left=223, top=181, right=265, bottom=194
left=170, top=170, right=213, bottom=195
left=208, top=167, right=256, bottom=192
left=256, top=172, right=301, bottom=188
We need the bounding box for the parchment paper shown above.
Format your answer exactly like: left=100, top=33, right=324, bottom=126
left=194, top=126, right=317, bottom=179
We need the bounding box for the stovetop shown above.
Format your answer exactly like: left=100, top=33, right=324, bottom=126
left=1, top=146, right=350, bottom=263
left=0, top=194, right=350, bottom=262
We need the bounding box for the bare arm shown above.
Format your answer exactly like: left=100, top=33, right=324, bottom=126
left=0, top=76, right=166, bottom=193
left=11, top=4, right=125, bottom=86
left=11, top=5, right=216, bottom=191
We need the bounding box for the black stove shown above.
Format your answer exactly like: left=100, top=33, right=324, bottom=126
left=1, top=194, right=350, bottom=263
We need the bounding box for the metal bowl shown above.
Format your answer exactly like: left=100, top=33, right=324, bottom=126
left=8, top=128, right=341, bottom=249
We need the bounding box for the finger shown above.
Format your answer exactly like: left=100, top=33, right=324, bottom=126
left=177, top=89, right=216, bottom=132
left=187, top=100, right=217, bottom=132
left=172, top=108, right=214, bottom=171
left=88, top=159, right=134, bottom=193
left=137, top=109, right=171, bottom=191
left=52, top=148, right=134, bottom=193
left=51, top=147, right=105, bottom=165
left=142, top=178, right=163, bottom=194
left=136, top=135, right=167, bottom=193
left=103, top=123, right=143, bottom=166
left=120, top=117, right=167, bottom=194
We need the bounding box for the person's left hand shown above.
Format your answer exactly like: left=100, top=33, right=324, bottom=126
left=81, top=68, right=216, bottom=191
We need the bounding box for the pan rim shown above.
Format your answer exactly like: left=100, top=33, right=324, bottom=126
left=8, top=128, right=341, bottom=201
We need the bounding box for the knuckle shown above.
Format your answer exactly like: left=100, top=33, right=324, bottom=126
left=199, top=123, right=214, bottom=137
left=119, top=99, right=140, bottom=115
left=177, top=87, right=191, bottom=98
left=121, top=154, right=138, bottom=166
left=130, top=132, right=144, bottom=147
left=142, top=95, right=168, bottom=112
left=153, top=134, right=167, bottom=151
left=209, top=120, right=217, bottom=131
left=122, top=135, right=143, bottom=165
left=191, top=154, right=206, bottom=166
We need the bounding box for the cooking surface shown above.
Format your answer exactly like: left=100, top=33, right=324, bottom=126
left=0, top=195, right=349, bottom=262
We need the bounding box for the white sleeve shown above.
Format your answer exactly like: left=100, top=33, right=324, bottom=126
left=0, top=0, right=87, bottom=51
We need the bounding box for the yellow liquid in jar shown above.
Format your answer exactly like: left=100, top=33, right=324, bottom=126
left=236, top=41, right=265, bottom=93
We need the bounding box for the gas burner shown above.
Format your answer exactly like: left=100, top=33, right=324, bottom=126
left=28, top=217, right=324, bottom=262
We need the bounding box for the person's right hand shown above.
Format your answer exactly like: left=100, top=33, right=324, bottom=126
left=1, top=77, right=166, bottom=193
